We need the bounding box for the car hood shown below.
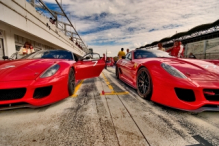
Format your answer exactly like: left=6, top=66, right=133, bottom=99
left=0, top=59, right=56, bottom=81
left=162, top=58, right=219, bottom=81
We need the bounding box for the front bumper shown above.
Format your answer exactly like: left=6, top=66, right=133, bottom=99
left=0, top=75, right=69, bottom=109
left=151, top=75, right=219, bottom=111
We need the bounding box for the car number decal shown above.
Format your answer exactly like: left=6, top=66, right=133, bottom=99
left=92, top=61, right=98, bottom=66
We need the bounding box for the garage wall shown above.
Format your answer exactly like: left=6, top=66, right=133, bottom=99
left=0, top=0, right=86, bottom=56
left=0, top=21, right=65, bottom=57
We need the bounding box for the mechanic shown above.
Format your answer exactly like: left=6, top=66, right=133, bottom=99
left=157, top=43, right=165, bottom=51
left=166, top=40, right=184, bottom=58
left=118, top=48, right=126, bottom=59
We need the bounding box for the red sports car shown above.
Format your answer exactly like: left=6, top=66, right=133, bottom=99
left=0, top=50, right=105, bottom=110
left=116, top=49, right=219, bottom=112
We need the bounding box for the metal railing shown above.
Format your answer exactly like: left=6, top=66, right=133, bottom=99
left=26, top=0, right=89, bottom=53
left=185, top=52, right=219, bottom=59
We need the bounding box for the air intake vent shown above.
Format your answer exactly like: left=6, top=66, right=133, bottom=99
left=33, top=86, right=52, bottom=99
left=0, top=88, right=26, bottom=101
left=175, top=88, right=195, bottom=102
left=203, top=89, right=219, bottom=101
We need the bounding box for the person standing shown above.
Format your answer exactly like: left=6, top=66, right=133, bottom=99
left=157, top=43, right=165, bottom=51
left=19, top=42, right=35, bottom=55
left=166, top=41, right=184, bottom=58
left=178, top=41, right=184, bottom=58
left=118, top=48, right=126, bottom=59
left=29, top=44, right=35, bottom=54
left=127, top=48, right=129, bottom=53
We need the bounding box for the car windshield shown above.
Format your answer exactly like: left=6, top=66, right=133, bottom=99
left=21, top=50, right=73, bottom=60
left=134, top=50, right=173, bottom=59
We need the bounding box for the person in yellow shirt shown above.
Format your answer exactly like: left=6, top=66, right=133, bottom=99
left=118, top=48, right=126, bottom=59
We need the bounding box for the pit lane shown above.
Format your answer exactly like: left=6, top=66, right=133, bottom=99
left=0, top=67, right=219, bottom=146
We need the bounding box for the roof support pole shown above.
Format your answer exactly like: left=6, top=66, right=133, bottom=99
left=204, top=40, right=207, bottom=59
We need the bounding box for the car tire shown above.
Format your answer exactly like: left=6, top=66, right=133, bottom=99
left=68, top=68, right=75, bottom=96
left=136, top=67, right=152, bottom=100
left=116, top=66, right=120, bottom=79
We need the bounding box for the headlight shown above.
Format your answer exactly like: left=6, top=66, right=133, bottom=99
left=40, top=64, right=60, bottom=78
left=161, top=63, right=187, bottom=78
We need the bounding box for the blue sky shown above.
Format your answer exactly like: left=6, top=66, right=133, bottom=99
left=44, top=0, right=219, bottom=56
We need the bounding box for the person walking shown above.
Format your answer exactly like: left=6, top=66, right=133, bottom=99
left=157, top=43, right=165, bottom=51
left=118, top=48, right=126, bottom=59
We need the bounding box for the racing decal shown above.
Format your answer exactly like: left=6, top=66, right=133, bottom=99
left=120, top=61, right=127, bottom=66
left=201, top=64, right=219, bottom=74
left=201, top=64, right=217, bottom=69
left=92, top=61, right=98, bottom=66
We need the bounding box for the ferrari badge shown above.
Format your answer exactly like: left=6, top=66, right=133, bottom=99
left=134, top=63, right=137, bottom=69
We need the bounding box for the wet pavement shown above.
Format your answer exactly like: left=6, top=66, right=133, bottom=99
left=0, top=67, right=219, bottom=146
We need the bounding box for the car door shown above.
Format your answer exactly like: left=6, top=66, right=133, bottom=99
left=74, top=53, right=105, bottom=80
left=119, top=52, right=135, bottom=82
left=123, top=52, right=135, bottom=81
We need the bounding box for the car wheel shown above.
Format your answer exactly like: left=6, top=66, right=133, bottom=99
left=137, top=67, right=152, bottom=99
left=116, top=66, right=120, bottom=79
left=68, top=68, right=75, bottom=96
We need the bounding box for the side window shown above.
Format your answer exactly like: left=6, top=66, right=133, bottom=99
left=92, top=54, right=100, bottom=60
left=128, top=52, right=132, bottom=60
left=126, top=53, right=131, bottom=60
left=83, top=54, right=92, bottom=60
left=125, top=53, right=130, bottom=59
left=83, top=53, right=100, bottom=60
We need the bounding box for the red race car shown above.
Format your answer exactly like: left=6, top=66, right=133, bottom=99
left=116, top=49, right=219, bottom=112
left=0, top=50, right=105, bottom=110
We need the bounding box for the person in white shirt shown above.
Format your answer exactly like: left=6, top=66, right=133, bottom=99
left=19, top=42, right=35, bottom=55
left=157, top=43, right=165, bottom=51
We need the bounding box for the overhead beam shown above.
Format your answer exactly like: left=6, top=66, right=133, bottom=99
left=55, top=0, right=87, bottom=49
left=34, top=4, right=65, bottom=16
left=57, top=21, right=71, bottom=27
left=38, top=0, right=56, bottom=18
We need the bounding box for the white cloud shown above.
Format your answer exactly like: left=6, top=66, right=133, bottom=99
left=44, top=0, right=219, bottom=56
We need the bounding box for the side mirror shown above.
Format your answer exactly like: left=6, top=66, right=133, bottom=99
left=2, top=56, right=9, bottom=60
left=122, top=56, right=126, bottom=59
